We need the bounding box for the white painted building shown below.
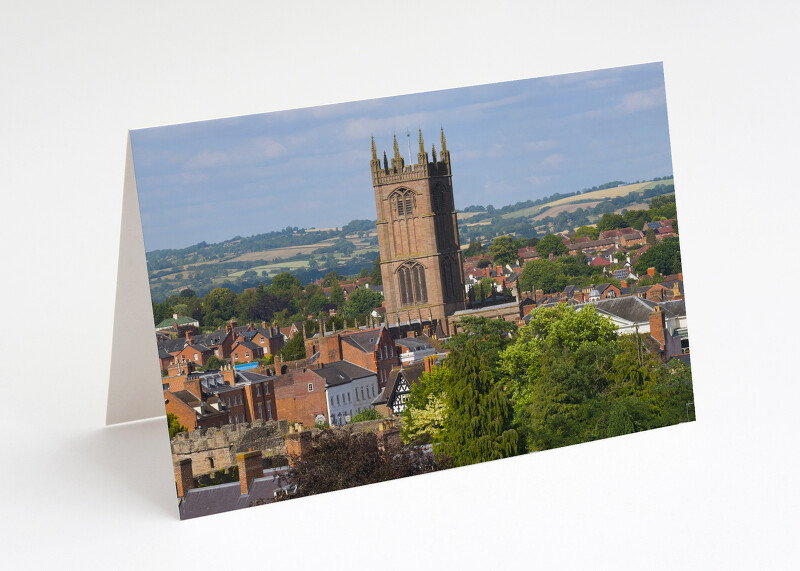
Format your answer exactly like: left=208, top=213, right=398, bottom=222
left=315, top=361, right=379, bottom=426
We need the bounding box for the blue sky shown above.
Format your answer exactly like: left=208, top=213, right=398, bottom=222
left=131, top=62, right=673, bottom=252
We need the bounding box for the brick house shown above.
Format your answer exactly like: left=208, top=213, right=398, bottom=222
left=273, top=368, right=329, bottom=426
left=165, top=368, right=277, bottom=430
left=231, top=340, right=264, bottom=364
left=304, top=326, right=399, bottom=390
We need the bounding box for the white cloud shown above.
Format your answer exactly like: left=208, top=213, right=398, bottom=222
left=527, top=174, right=560, bottom=187
left=252, top=137, right=288, bottom=158
left=620, top=87, right=666, bottom=112
left=541, top=153, right=565, bottom=169
left=184, top=136, right=287, bottom=170
left=524, top=139, right=559, bottom=151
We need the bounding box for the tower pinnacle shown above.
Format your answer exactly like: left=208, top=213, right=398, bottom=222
left=440, top=127, right=447, bottom=152
left=418, top=128, right=425, bottom=154
left=371, top=136, right=377, bottom=161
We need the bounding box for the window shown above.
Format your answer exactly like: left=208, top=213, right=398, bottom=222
left=336, top=395, right=340, bottom=406
left=308, top=383, right=313, bottom=392
left=256, top=385, right=260, bottom=396
left=193, top=353, right=198, bottom=362
left=228, top=414, right=232, bottom=423
left=267, top=403, right=273, bottom=420
left=208, top=457, right=214, bottom=469
left=245, top=351, right=250, bottom=358
left=391, top=188, right=416, bottom=219
left=258, top=403, right=263, bottom=419
left=260, top=337, right=265, bottom=343
left=396, top=261, right=428, bottom=307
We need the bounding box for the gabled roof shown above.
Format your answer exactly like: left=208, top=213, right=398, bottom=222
left=178, top=467, right=290, bottom=520
left=233, top=340, right=261, bottom=351
left=155, top=315, right=198, bottom=329
left=582, top=296, right=658, bottom=324
left=158, top=337, right=188, bottom=354
left=316, top=361, right=376, bottom=387
left=394, top=337, right=433, bottom=351
left=191, top=329, right=230, bottom=347
left=340, top=327, right=383, bottom=353
left=373, top=363, right=426, bottom=406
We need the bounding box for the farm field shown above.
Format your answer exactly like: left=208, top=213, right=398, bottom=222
left=531, top=201, right=601, bottom=221
left=228, top=241, right=339, bottom=263
left=500, top=179, right=672, bottom=219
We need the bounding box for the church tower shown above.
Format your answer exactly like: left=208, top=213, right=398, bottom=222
left=370, top=128, right=465, bottom=335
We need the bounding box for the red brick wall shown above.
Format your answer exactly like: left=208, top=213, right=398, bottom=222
left=274, top=370, right=328, bottom=425
left=164, top=390, right=198, bottom=431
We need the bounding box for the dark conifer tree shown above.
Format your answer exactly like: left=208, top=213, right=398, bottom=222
left=436, top=341, right=518, bottom=467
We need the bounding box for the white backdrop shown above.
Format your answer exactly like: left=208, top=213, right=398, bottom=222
left=2, top=1, right=798, bottom=568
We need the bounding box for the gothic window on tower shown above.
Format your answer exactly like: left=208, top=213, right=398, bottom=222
left=396, top=261, right=428, bottom=307
left=391, top=188, right=415, bottom=219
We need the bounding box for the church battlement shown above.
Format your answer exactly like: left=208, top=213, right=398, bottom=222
left=370, top=128, right=452, bottom=185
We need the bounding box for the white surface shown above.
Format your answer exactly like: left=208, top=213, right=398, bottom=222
left=2, top=1, right=798, bottom=568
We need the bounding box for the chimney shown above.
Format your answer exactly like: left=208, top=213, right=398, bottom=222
left=647, top=267, right=656, bottom=277
left=185, top=330, right=192, bottom=344
left=621, top=280, right=628, bottom=288
left=248, top=322, right=254, bottom=331
left=424, top=355, right=436, bottom=374
left=261, top=320, right=267, bottom=330
left=649, top=306, right=667, bottom=350
left=237, top=450, right=263, bottom=495
left=285, top=424, right=312, bottom=468
left=174, top=458, right=194, bottom=498
left=225, top=322, right=233, bottom=334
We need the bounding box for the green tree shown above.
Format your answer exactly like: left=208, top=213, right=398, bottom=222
left=596, top=213, right=625, bottom=232
left=518, top=258, right=568, bottom=294
left=488, top=236, right=519, bottom=266
left=329, top=279, right=346, bottom=308
left=202, top=288, right=237, bottom=327
left=536, top=233, right=569, bottom=258
left=369, top=256, right=382, bottom=285
left=635, top=237, right=681, bottom=275
left=573, top=226, right=599, bottom=240
left=348, top=408, right=383, bottom=423
left=279, top=328, right=306, bottom=361
left=464, top=240, right=485, bottom=258
left=270, top=272, right=301, bottom=292
left=341, top=287, right=383, bottom=322
left=446, top=316, right=517, bottom=374
left=322, top=271, right=341, bottom=287
left=436, top=341, right=518, bottom=467
left=167, top=412, right=187, bottom=438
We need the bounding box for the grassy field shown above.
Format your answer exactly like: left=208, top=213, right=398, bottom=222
left=531, top=201, right=601, bottom=221
left=227, top=241, right=338, bottom=263
left=499, top=179, right=673, bottom=220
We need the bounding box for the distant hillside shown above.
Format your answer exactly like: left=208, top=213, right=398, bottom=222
left=146, top=176, right=673, bottom=301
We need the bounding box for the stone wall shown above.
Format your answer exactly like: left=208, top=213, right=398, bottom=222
left=171, top=419, right=290, bottom=478
left=171, top=418, right=397, bottom=478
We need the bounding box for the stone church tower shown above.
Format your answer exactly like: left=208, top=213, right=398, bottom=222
left=370, top=128, right=465, bottom=335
